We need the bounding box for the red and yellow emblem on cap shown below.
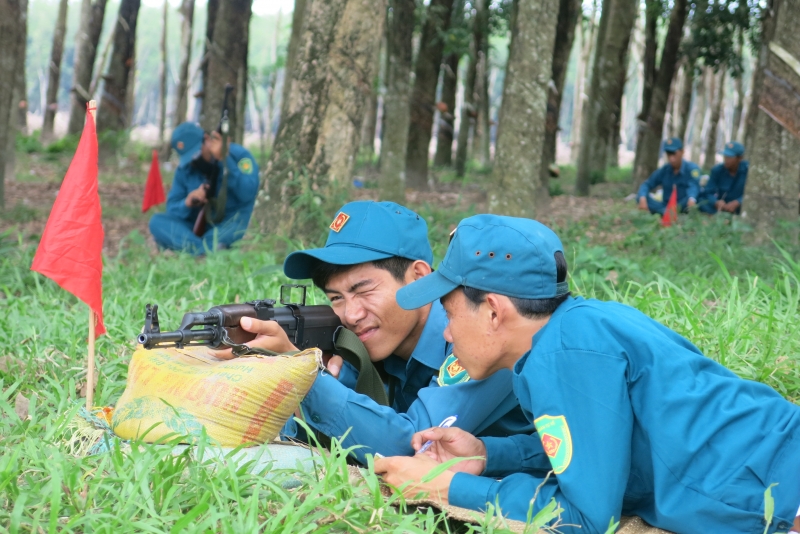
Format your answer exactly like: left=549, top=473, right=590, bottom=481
left=330, top=212, right=350, bottom=232
left=534, top=414, right=573, bottom=474
left=177, top=141, right=185, bottom=150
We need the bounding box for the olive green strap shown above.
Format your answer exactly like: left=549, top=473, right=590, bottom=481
left=334, top=327, right=389, bottom=406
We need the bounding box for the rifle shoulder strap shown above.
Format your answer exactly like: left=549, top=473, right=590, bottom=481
left=333, top=327, right=389, bottom=406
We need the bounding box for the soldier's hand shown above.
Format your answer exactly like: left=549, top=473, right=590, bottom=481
left=213, top=317, right=298, bottom=360
left=324, top=355, right=344, bottom=379
left=687, top=198, right=697, bottom=208
left=638, top=196, right=648, bottom=211
left=373, top=455, right=454, bottom=505
left=185, top=184, right=208, bottom=208
left=410, top=427, right=486, bottom=476
left=715, top=200, right=726, bottom=211
left=724, top=200, right=740, bottom=213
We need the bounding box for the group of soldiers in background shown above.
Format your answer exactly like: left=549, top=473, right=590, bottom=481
left=638, top=137, right=748, bottom=217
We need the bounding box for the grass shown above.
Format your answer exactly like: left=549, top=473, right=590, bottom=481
left=1, top=150, right=800, bottom=530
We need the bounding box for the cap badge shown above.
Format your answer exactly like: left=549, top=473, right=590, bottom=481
left=728, top=143, right=733, bottom=147
left=666, top=139, right=672, bottom=145
left=177, top=141, right=184, bottom=150
left=329, top=212, right=350, bottom=232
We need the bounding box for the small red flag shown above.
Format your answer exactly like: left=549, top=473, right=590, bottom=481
left=661, top=185, right=678, bottom=227
left=31, top=108, right=105, bottom=336
left=142, top=149, right=166, bottom=212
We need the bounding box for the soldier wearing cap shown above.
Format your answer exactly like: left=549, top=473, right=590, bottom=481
left=148, top=122, right=259, bottom=255
left=698, top=141, right=748, bottom=215
left=637, top=137, right=701, bottom=215
left=216, top=201, right=531, bottom=463
left=374, top=214, right=800, bottom=534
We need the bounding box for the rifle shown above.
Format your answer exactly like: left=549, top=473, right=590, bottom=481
left=193, top=84, right=234, bottom=237
left=137, top=284, right=389, bottom=405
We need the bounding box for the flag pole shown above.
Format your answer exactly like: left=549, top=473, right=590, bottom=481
left=86, top=99, right=98, bottom=411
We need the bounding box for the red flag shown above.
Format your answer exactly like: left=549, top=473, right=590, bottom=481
left=31, top=108, right=105, bottom=336
left=142, top=149, right=166, bottom=212
left=661, top=185, right=678, bottom=227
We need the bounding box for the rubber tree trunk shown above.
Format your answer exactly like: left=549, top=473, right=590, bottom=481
left=689, top=69, right=706, bottom=161
left=731, top=28, right=745, bottom=139
left=379, top=0, right=414, bottom=202
left=632, top=0, right=689, bottom=186
left=433, top=51, right=459, bottom=167
left=703, top=69, right=725, bottom=169
left=173, top=0, right=195, bottom=126
left=41, top=0, right=68, bottom=140
left=201, top=0, right=251, bottom=140
left=234, top=20, right=249, bottom=144
left=265, top=0, right=386, bottom=237
left=4, top=0, right=26, bottom=186
left=488, top=0, right=557, bottom=217
left=541, top=0, right=581, bottom=185
left=675, top=60, right=695, bottom=143
left=360, top=27, right=384, bottom=157
left=67, top=0, right=107, bottom=135
left=575, top=0, right=637, bottom=195
left=454, top=0, right=484, bottom=177
left=280, top=0, right=307, bottom=118
left=569, top=1, right=598, bottom=163
left=97, top=0, right=141, bottom=133
left=0, top=0, right=23, bottom=208
left=199, top=0, right=219, bottom=122
left=15, top=26, right=27, bottom=133
left=742, top=0, right=800, bottom=237
left=472, top=0, right=491, bottom=168
left=158, top=0, right=168, bottom=152
left=404, top=0, right=455, bottom=191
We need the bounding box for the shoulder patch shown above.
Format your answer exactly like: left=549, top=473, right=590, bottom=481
left=437, top=354, right=471, bottom=386
left=534, top=414, right=573, bottom=474
left=237, top=157, right=254, bottom=175
left=691, top=169, right=700, bottom=178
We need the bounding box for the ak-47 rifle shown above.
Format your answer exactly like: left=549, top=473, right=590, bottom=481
left=137, top=285, right=389, bottom=405
left=193, top=84, right=234, bottom=237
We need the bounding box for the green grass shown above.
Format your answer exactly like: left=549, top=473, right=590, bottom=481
left=1, top=195, right=799, bottom=531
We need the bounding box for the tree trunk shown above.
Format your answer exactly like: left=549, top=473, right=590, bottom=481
left=360, top=27, right=384, bottom=157
left=158, top=0, right=168, bottom=152
left=541, top=0, right=581, bottom=185
left=15, top=32, right=27, bottom=133
left=234, top=21, right=249, bottom=144
left=743, top=0, right=800, bottom=236
left=455, top=0, right=484, bottom=177
left=0, top=0, right=23, bottom=208
left=675, top=61, right=695, bottom=143
left=569, top=0, right=598, bottom=163
left=704, top=69, right=725, bottom=169
left=488, top=0, right=557, bottom=217
left=473, top=0, right=491, bottom=168
left=688, top=69, right=706, bottom=161
left=281, top=0, right=307, bottom=119
left=379, top=0, right=415, bottom=202
left=201, top=0, right=251, bottom=140
left=199, top=0, right=219, bottom=122
left=632, top=0, right=689, bottom=186
left=67, top=0, right=107, bottom=135
left=575, top=0, right=637, bottom=195
left=173, top=0, right=195, bottom=126
left=97, top=0, right=141, bottom=132
left=404, top=0, right=455, bottom=191
left=41, top=0, right=68, bottom=140
left=433, top=51, right=459, bottom=167
left=629, top=0, right=659, bottom=182
left=4, top=0, right=26, bottom=185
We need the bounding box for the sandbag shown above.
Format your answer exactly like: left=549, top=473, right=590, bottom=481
left=112, top=345, right=321, bottom=446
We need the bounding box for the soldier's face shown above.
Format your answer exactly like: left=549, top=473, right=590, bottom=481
left=324, top=262, right=431, bottom=362
left=666, top=149, right=683, bottom=170
left=441, top=289, right=503, bottom=380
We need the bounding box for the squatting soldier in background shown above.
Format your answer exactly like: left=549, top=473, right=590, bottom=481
left=698, top=141, right=748, bottom=215
left=637, top=137, right=700, bottom=215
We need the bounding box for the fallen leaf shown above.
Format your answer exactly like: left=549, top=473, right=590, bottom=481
left=605, top=270, right=619, bottom=285
left=14, top=393, right=29, bottom=420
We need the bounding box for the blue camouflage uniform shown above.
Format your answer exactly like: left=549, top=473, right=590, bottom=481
left=395, top=214, right=800, bottom=534
left=149, top=122, right=259, bottom=255
left=281, top=201, right=533, bottom=464
left=637, top=160, right=701, bottom=215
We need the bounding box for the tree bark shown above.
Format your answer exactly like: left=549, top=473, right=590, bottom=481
left=158, top=0, right=168, bottom=152
left=455, top=0, right=484, bottom=177
left=201, top=0, right=251, bottom=140
left=41, top=0, right=68, bottom=140
left=173, top=0, right=195, bottom=126
left=97, top=0, right=141, bottom=132
left=433, top=51, right=459, bottom=167
left=13, top=0, right=28, bottom=134
left=360, top=26, right=384, bottom=157
left=281, top=0, right=307, bottom=119
left=688, top=69, right=706, bottom=161
left=199, top=0, right=219, bottom=122
left=404, top=0, right=455, bottom=191
left=541, top=0, right=581, bottom=185
left=0, top=0, right=22, bottom=208
left=704, top=69, right=725, bottom=169
left=675, top=61, right=695, bottom=143
left=234, top=19, right=249, bottom=144
left=379, top=0, right=414, bottom=202
left=488, top=0, right=557, bottom=217
left=472, top=0, right=491, bottom=168
left=632, top=0, right=689, bottom=186
left=743, top=0, right=800, bottom=236
left=575, top=0, right=637, bottom=195
left=67, top=0, right=107, bottom=135
left=569, top=0, right=598, bottom=163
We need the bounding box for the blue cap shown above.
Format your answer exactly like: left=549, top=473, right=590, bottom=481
left=721, top=141, right=745, bottom=157
left=663, top=137, right=683, bottom=152
left=397, top=215, right=568, bottom=310
left=283, top=201, right=434, bottom=280
left=171, top=122, right=205, bottom=167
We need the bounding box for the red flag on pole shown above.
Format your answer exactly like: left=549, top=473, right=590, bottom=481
left=142, top=149, right=166, bottom=212
left=31, top=106, right=105, bottom=336
left=661, top=185, right=678, bottom=227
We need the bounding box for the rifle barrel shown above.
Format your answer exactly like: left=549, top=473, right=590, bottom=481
left=138, top=328, right=217, bottom=349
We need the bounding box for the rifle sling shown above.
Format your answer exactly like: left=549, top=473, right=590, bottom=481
left=333, top=327, right=389, bottom=406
